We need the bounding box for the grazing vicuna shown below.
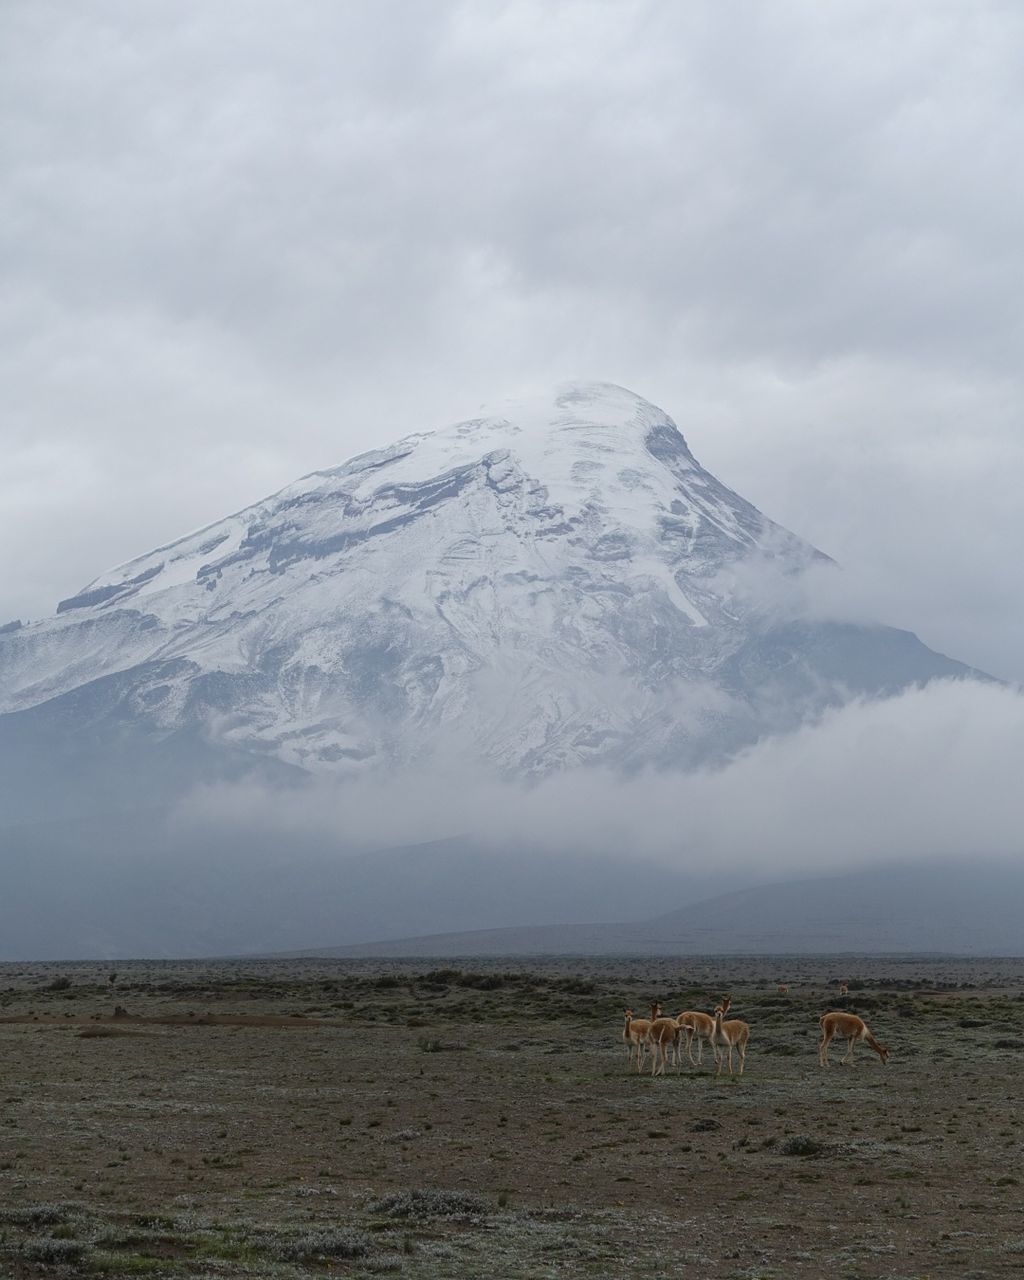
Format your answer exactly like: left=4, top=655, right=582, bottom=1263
left=818, top=1011, right=888, bottom=1066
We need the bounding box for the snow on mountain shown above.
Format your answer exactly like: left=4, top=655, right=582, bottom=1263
left=0, top=382, right=976, bottom=799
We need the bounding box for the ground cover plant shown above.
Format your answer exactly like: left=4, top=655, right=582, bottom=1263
left=2, top=954, right=1023, bottom=1277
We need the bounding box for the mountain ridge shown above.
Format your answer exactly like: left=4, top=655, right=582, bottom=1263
left=283, top=863, right=1024, bottom=958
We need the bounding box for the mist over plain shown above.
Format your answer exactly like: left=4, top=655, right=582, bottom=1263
left=177, top=677, right=1024, bottom=876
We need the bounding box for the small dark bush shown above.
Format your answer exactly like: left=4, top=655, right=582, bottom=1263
left=255, top=1230, right=369, bottom=1261
left=551, top=976, right=597, bottom=995
left=0, top=1203, right=88, bottom=1227
left=369, top=1190, right=490, bottom=1219
left=690, top=1118, right=722, bottom=1133
left=22, top=1238, right=89, bottom=1264
left=780, top=1135, right=825, bottom=1157
left=457, top=972, right=505, bottom=990
left=421, top=969, right=462, bottom=986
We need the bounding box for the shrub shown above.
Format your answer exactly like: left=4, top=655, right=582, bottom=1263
left=255, top=1229, right=369, bottom=1261
left=780, top=1135, right=825, bottom=1157
left=0, top=1202, right=88, bottom=1227
left=420, top=969, right=462, bottom=987
left=368, top=1190, right=490, bottom=1219
left=553, top=977, right=597, bottom=995
left=690, top=1118, right=721, bottom=1133
left=22, top=1237, right=89, bottom=1264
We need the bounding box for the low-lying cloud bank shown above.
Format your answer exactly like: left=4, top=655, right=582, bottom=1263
left=176, top=677, right=1024, bottom=878
left=5, top=676, right=1022, bottom=958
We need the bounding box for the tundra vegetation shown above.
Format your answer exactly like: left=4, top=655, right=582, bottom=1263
left=2, top=955, right=1024, bottom=1278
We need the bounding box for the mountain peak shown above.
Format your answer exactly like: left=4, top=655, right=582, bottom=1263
left=288, top=379, right=696, bottom=529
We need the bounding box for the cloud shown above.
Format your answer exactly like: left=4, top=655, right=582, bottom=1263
left=1, top=1, right=1022, bottom=685
left=176, top=677, right=1024, bottom=878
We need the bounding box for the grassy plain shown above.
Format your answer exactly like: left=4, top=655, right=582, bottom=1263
left=1, top=955, right=1023, bottom=1278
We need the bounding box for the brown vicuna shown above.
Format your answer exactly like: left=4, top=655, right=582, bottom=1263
left=818, top=1011, right=888, bottom=1066
left=675, top=1010, right=715, bottom=1066
left=712, top=1000, right=750, bottom=1077
left=648, top=1014, right=681, bottom=1076
left=623, top=1009, right=649, bottom=1071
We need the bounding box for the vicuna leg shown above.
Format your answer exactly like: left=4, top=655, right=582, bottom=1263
left=819, top=1027, right=834, bottom=1067
left=843, top=1035, right=856, bottom=1065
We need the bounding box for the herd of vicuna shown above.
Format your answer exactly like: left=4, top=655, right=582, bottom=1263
left=622, top=996, right=890, bottom=1076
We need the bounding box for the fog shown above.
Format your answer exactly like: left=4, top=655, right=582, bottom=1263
left=177, top=678, right=1024, bottom=877
left=3, top=676, right=1022, bottom=958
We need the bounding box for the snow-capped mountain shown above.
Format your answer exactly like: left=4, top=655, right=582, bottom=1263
left=0, top=382, right=975, bottom=819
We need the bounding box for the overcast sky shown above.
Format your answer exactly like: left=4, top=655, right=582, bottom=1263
left=3, top=0, right=1022, bottom=680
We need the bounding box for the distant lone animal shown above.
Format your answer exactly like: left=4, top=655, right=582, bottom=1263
left=777, top=985, right=789, bottom=994
left=839, top=983, right=849, bottom=996
left=818, top=1011, right=888, bottom=1067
